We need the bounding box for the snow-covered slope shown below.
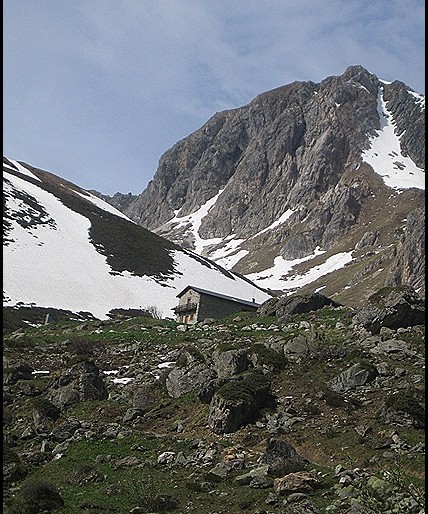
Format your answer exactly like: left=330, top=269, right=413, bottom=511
left=3, top=157, right=271, bottom=319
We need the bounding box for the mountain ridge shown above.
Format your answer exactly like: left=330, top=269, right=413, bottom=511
left=3, top=157, right=272, bottom=323
left=3, top=65, right=425, bottom=319
left=106, top=65, right=425, bottom=307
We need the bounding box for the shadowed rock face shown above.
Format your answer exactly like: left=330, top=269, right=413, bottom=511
left=47, top=359, right=109, bottom=411
left=385, top=206, right=425, bottom=292
left=120, top=65, right=425, bottom=304
left=352, top=285, right=425, bottom=334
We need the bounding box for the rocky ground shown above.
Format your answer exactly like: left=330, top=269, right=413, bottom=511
left=3, top=287, right=425, bottom=514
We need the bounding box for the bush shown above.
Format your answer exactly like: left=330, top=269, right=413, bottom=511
left=146, top=305, right=163, bottom=319
left=9, top=477, right=64, bottom=513
left=138, top=493, right=179, bottom=512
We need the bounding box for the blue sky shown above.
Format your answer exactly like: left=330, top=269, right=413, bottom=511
left=3, top=0, right=425, bottom=195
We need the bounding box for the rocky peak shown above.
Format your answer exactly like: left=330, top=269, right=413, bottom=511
left=125, top=66, right=384, bottom=231
left=119, top=65, right=424, bottom=307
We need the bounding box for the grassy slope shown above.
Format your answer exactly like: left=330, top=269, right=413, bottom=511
left=3, top=308, right=425, bottom=513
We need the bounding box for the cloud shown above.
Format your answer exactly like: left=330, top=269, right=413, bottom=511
left=3, top=0, right=425, bottom=195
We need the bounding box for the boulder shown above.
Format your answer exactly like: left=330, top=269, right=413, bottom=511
left=352, top=286, right=425, bottom=334
left=122, top=381, right=162, bottom=422
left=50, top=418, right=82, bottom=442
left=327, top=362, right=378, bottom=393
left=258, top=438, right=308, bottom=477
left=208, top=372, right=271, bottom=434
left=258, top=292, right=340, bottom=319
left=166, top=348, right=215, bottom=398
left=47, top=359, right=108, bottom=410
left=284, top=336, right=310, bottom=362
left=274, top=471, right=322, bottom=494
left=212, top=348, right=248, bottom=378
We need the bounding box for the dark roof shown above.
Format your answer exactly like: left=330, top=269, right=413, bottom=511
left=176, top=285, right=261, bottom=308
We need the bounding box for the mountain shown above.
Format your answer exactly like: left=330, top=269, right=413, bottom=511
left=87, top=190, right=138, bottom=212
left=119, top=65, right=425, bottom=307
left=3, top=157, right=272, bottom=323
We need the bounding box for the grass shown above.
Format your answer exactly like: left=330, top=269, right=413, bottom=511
left=4, top=434, right=275, bottom=514
left=3, top=302, right=425, bottom=514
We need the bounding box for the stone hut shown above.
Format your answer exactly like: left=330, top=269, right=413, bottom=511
left=173, top=285, right=260, bottom=324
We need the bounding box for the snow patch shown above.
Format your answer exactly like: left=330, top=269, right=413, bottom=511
left=362, top=87, right=425, bottom=191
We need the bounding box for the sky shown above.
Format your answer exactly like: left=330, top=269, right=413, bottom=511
left=3, top=0, right=425, bottom=196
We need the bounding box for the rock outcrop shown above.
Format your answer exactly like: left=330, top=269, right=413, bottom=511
left=257, top=292, right=341, bottom=319
left=208, top=372, right=272, bottom=434
left=352, top=285, right=425, bottom=334
left=47, top=359, right=109, bottom=410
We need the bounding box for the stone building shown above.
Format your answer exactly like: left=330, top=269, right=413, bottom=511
left=173, top=285, right=260, bottom=324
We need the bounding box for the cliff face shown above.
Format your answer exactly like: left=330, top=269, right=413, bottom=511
left=122, top=66, right=425, bottom=306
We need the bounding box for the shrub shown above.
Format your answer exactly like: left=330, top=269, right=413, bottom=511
left=138, top=493, right=179, bottom=512
left=146, top=305, right=163, bottom=319
left=9, top=477, right=64, bottom=513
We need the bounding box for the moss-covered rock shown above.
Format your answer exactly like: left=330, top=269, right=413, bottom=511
left=208, top=372, right=272, bottom=433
